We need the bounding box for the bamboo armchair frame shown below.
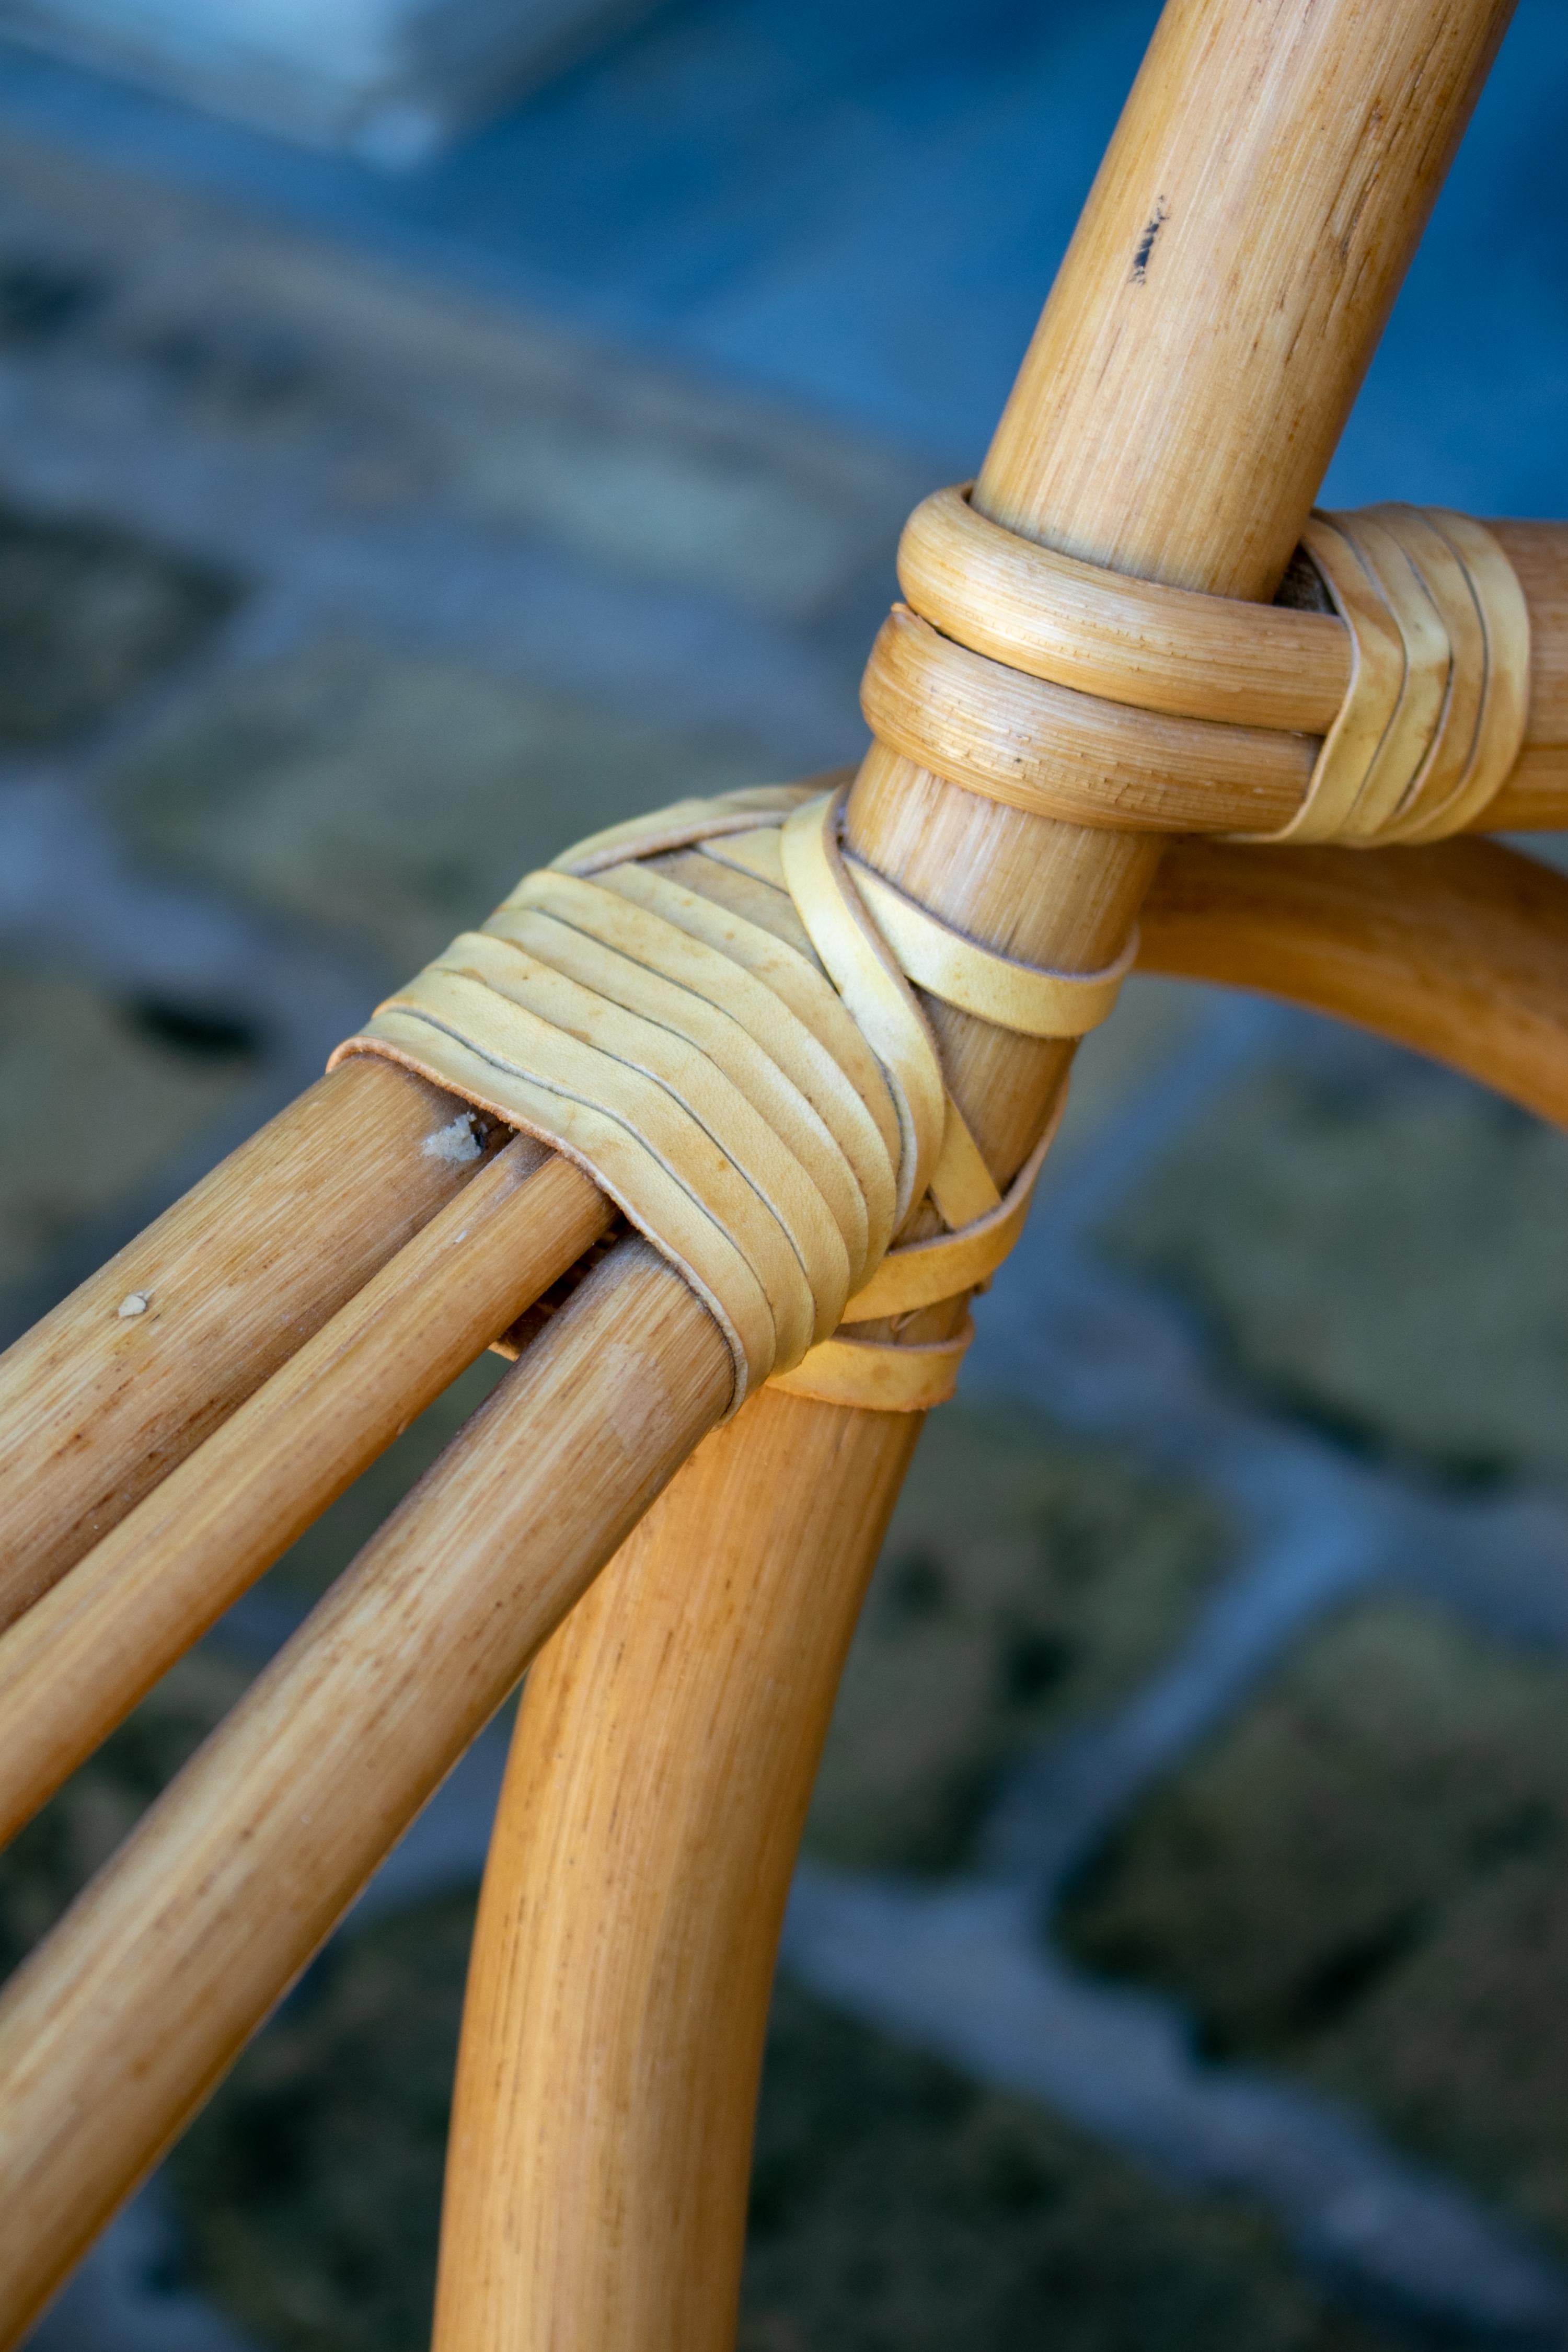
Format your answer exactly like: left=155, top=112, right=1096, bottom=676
left=0, top=0, right=1561, bottom=2342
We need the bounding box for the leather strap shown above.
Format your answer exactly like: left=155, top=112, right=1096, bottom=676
left=335, top=790, right=1112, bottom=1413
left=1246, top=505, right=1530, bottom=846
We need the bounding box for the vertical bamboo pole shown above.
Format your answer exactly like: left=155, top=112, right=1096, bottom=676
left=438, top=1390, right=921, bottom=2347
left=433, top=5, right=1516, bottom=2347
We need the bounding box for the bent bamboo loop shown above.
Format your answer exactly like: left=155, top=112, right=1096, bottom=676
left=871, top=494, right=1533, bottom=845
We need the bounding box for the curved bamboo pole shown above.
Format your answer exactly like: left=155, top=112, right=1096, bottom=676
left=1140, top=834, right=1568, bottom=1124
left=0, top=1058, right=495, bottom=1624
left=7, top=826, right=1553, bottom=1880
left=431, top=4, right=1519, bottom=2348
left=0, top=1139, right=610, bottom=1851
left=437, top=1386, right=920, bottom=2345
left=0, top=1239, right=731, bottom=2348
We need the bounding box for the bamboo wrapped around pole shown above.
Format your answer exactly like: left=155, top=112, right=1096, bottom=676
left=431, top=4, right=1519, bottom=2347
left=8, top=840, right=1567, bottom=2350
left=0, top=0, right=1526, bottom=2332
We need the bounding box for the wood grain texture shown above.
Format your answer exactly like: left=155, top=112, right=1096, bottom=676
left=434, top=1387, right=920, bottom=2352
left=0, top=1140, right=610, bottom=1854
left=945, top=491, right=1568, bottom=759
left=897, top=479, right=1349, bottom=731
left=1143, top=835, right=1568, bottom=1126
left=0, top=1239, right=731, bottom=2351
left=0, top=1057, right=495, bottom=1625
left=860, top=602, right=1310, bottom=833
left=984, top=0, right=1514, bottom=598
left=433, top=5, right=1516, bottom=2348
left=883, top=493, right=1568, bottom=839
left=1489, top=740, right=1568, bottom=827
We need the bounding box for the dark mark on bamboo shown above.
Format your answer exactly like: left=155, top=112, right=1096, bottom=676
left=1132, top=204, right=1169, bottom=280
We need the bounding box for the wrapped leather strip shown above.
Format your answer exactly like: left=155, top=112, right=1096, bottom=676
left=768, top=1320, right=974, bottom=1412
left=551, top=783, right=828, bottom=876
left=839, top=1100, right=1063, bottom=1323
left=334, top=789, right=1114, bottom=1413
left=846, top=858, right=1136, bottom=1036
left=779, top=790, right=947, bottom=1226
left=874, top=483, right=1531, bottom=848
left=1244, top=505, right=1530, bottom=846
left=701, top=820, right=1136, bottom=1037
left=590, top=855, right=900, bottom=1262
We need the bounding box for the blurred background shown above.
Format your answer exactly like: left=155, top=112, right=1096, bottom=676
left=4, top=3, right=1568, bottom=2347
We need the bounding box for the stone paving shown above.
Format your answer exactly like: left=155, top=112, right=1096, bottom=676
left=5, top=48, right=1568, bottom=2352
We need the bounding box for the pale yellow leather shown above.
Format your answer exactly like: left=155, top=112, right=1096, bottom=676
left=840, top=1099, right=1062, bottom=1323
left=780, top=791, right=947, bottom=1229
left=846, top=857, right=1136, bottom=1037
left=336, top=788, right=1114, bottom=1413
left=1251, top=506, right=1531, bottom=846
left=768, top=1319, right=974, bottom=1411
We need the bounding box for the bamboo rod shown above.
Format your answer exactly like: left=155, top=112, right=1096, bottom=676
left=0, top=1238, right=731, bottom=2350
left=0, top=1058, right=498, bottom=1625
left=1142, top=834, right=1568, bottom=1125
left=1489, top=520, right=1568, bottom=753
left=432, top=5, right=1519, bottom=2347
left=0, top=1138, right=610, bottom=1852
left=436, top=1386, right=920, bottom=2349
left=6, top=829, right=1558, bottom=2352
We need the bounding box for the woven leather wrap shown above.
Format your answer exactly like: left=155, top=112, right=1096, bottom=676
left=332, top=786, right=1125, bottom=1414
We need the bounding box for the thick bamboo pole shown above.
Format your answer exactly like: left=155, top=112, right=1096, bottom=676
left=0, top=1138, right=610, bottom=1851
left=0, top=1239, right=732, bottom=2349
left=432, top=5, right=1518, bottom=2347
left=436, top=1388, right=921, bottom=2349
left=0, top=1058, right=496, bottom=1624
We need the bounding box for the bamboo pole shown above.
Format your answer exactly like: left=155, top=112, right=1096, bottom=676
left=437, top=1385, right=921, bottom=2347
left=0, top=1239, right=732, bottom=2349
left=0, top=1058, right=497, bottom=1624
left=1140, top=834, right=1568, bottom=1124
left=6, top=511, right=1568, bottom=1616
left=0, top=1138, right=610, bottom=1850
left=431, top=5, right=1519, bottom=2347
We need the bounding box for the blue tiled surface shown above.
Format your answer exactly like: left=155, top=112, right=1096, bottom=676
left=0, top=0, right=1563, bottom=498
